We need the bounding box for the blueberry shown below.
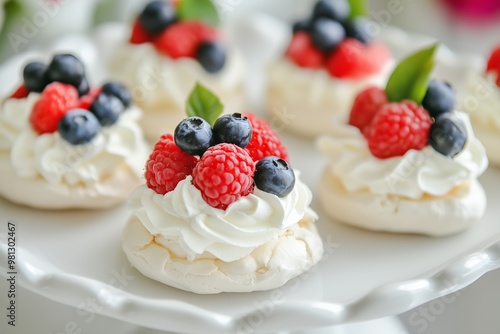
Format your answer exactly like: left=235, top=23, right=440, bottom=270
left=89, top=93, right=124, bottom=127
left=213, top=113, right=252, bottom=148
left=428, top=113, right=467, bottom=157
left=310, top=18, right=345, bottom=52
left=58, top=109, right=100, bottom=145
left=343, top=17, right=374, bottom=44
left=101, top=82, right=132, bottom=108
left=292, top=19, right=311, bottom=33
left=77, top=78, right=90, bottom=97
left=139, top=0, right=176, bottom=35
left=313, top=0, right=350, bottom=22
left=422, top=79, right=456, bottom=118
left=196, top=41, right=227, bottom=74
left=47, top=54, right=85, bottom=88
left=174, top=117, right=213, bottom=156
left=23, top=62, right=49, bottom=93
left=254, top=157, right=295, bottom=197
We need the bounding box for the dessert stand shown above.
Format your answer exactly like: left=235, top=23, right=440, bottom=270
left=1, top=20, right=499, bottom=334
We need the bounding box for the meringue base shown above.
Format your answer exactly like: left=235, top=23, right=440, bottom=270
left=0, top=152, right=143, bottom=210
left=122, top=215, right=324, bottom=294
left=469, top=121, right=500, bottom=167
left=319, top=170, right=487, bottom=236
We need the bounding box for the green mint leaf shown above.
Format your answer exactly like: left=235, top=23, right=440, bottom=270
left=348, top=0, right=367, bottom=18
left=186, top=83, right=223, bottom=126
left=177, top=0, right=220, bottom=27
left=385, top=43, right=439, bottom=104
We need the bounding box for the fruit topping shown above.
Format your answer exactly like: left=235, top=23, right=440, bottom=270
left=212, top=113, right=252, bottom=148
left=349, top=86, right=388, bottom=132
left=101, top=82, right=133, bottom=108
left=422, top=79, right=456, bottom=118
left=174, top=116, right=213, bottom=156
left=342, top=17, right=373, bottom=44
left=428, top=113, right=467, bottom=157
left=254, top=157, right=295, bottom=197
left=244, top=113, right=289, bottom=162
left=327, top=38, right=390, bottom=78
left=23, top=62, right=49, bottom=93
left=192, top=143, right=255, bottom=210
left=310, top=18, right=345, bottom=52
left=153, top=21, right=217, bottom=59
left=313, top=0, right=350, bottom=22
left=58, top=109, right=100, bottom=145
left=89, top=92, right=124, bottom=127
left=29, top=82, right=79, bottom=134
left=47, top=54, right=86, bottom=88
left=196, top=41, right=226, bottom=73
left=365, top=101, right=432, bottom=159
left=138, top=0, right=177, bottom=35
left=486, top=45, right=500, bottom=86
left=286, top=31, right=326, bottom=69
left=146, top=134, right=199, bottom=195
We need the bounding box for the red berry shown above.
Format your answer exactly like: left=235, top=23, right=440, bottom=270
left=29, top=82, right=79, bottom=134
left=145, top=134, right=199, bottom=195
left=192, top=143, right=255, bottom=210
left=153, top=21, right=218, bottom=59
left=78, top=87, right=102, bottom=110
left=486, top=45, right=500, bottom=86
left=244, top=113, right=289, bottom=162
left=129, top=19, right=153, bottom=44
left=285, top=32, right=326, bottom=69
left=327, top=38, right=391, bottom=79
left=349, top=86, right=388, bottom=132
left=365, top=101, right=432, bottom=159
left=10, top=84, right=29, bottom=99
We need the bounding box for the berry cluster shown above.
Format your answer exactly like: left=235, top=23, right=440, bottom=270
left=286, top=0, right=390, bottom=78
left=486, top=45, right=500, bottom=87
left=350, top=79, right=467, bottom=159
left=130, top=0, right=226, bottom=73
left=12, top=54, right=133, bottom=145
left=12, top=54, right=89, bottom=99
left=145, top=113, right=293, bottom=210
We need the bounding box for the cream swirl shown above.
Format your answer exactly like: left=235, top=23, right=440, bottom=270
left=462, top=71, right=500, bottom=131
left=129, top=174, right=317, bottom=263
left=317, top=111, right=488, bottom=199
left=0, top=94, right=148, bottom=186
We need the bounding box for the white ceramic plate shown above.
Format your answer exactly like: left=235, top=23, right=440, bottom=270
left=0, top=21, right=499, bottom=334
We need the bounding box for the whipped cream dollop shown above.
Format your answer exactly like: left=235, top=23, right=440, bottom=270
left=0, top=93, right=148, bottom=186
left=317, top=111, right=488, bottom=199
left=266, top=59, right=393, bottom=136
left=106, top=26, right=245, bottom=112
left=462, top=71, right=500, bottom=131
left=129, top=174, right=317, bottom=263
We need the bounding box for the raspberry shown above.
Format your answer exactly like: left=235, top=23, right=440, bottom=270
left=129, top=20, right=153, bottom=44
left=78, top=87, right=102, bottom=110
left=145, top=134, right=199, bottom=195
left=153, top=21, right=218, bottom=59
left=365, top=101, right=432, bottom=159
left=29, top=82, right=79, bottom=134
left=192, top=143, right=255, bottom=210
left=486, top=45, right=500, bottom=86
left=10, top=84, right=29, bottom=99
left=349, top=86, right=388, bottom=132
left=244, top=113, right=289, bottom=162
left=327, top=38, right=391, bottom=79
left=285, top=32, right=326, bottom=69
